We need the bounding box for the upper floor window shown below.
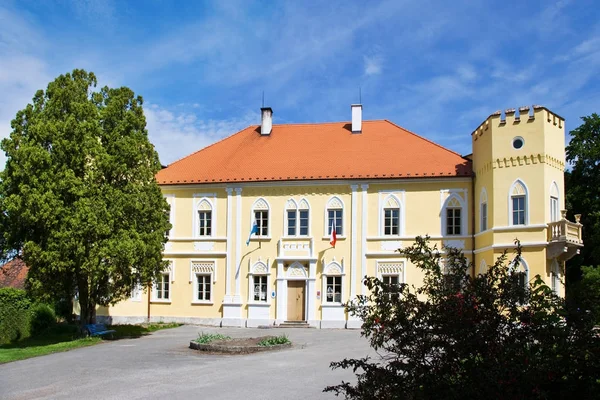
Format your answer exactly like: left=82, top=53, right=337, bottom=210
left=480, top=188, right=488, bottom=232
left=286, top=198, right=310, bottom=236
left=445, top=197, right=462, bottom=236
left=252, top=198, right=270, bottom=237
left=164, top=194, right=175, bottom=238
left=382, top=195, right=401, bottom=236
left=550, top=182, right=560, bottom=222
left=197, top=199, right=212, bottom=236
left=326, top=197, right=344, bottom=236
left=509, top=180, right=528, bottom=226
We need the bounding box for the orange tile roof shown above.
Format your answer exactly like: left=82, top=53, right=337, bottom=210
left=156, top=120, right=472, bottom=185
left=0, top=258, right=28, bottom=289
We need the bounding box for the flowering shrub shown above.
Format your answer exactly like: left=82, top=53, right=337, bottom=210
left=325, top=236, right=600, bottom=399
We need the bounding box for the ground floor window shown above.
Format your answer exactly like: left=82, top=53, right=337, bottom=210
left=382, top=275, right=400, bottom=298
left=326, top=276, right=342, bottom=303
left=155, top=272, right=170, bottom=300
left=196, top=274, right=211, bottom=301
left=253, top=275, right=268, bottom=302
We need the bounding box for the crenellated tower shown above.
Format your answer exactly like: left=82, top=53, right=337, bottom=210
left=471, top=106, right=582, bottom=296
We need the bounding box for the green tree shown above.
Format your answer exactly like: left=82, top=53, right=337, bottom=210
left=325, top=237, right=600, bottom=399
left=0, top=69, right=171, bottom=325
left=565, top=113, right=600, bottom=269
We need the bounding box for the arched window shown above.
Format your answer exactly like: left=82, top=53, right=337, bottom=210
left=478, top=259, right=487, bottom=275
left=286, top=198, right=310, bottom=236
left=480, top=188, right=488, bottom=232
left=322, top=261, right=344, bottom=304
left=550, top=181, right=559, bottom=222
left=252, top=198, right=270, bottom=237
left=197, top=199, right=213, bottom=236
left=510, top=257, right=529, bottom=297
left=326, top=197, right=344, bottom=236
left=249, top=260, right=270, bottom=303
left=443, top=195, right=464, bottom=236
left=382, top=195, right=401, bottom=236
left=509, top=180, right=528, bottom=226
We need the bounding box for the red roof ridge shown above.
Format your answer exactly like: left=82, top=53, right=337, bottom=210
left=382, top=119, right=467, bottom=159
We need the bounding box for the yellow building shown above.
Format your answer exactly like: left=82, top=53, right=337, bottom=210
left=99, top=104, right=583, bottom=328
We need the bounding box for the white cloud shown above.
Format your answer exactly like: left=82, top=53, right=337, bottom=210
left=144, top=105, right=257, bottom=165
left=364, top=55, right=383, bottom=76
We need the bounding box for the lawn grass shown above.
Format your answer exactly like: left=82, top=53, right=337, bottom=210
left=0, top=321, right=182, bottom=364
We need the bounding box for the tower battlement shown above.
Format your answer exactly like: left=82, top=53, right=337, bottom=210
left=472, top=105, right=564, bottom=140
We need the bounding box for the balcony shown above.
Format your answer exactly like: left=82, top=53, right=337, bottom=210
left=546, top=211, right=583, bottom=261
left=277, top=237, right=314, bottom=259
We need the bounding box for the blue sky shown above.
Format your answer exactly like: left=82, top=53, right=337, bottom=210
left=1, top=0, right=599, bottom=168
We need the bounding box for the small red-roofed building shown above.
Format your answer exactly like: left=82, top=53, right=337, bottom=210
left=0, top=258, right=28, bottom=290
left=98, top=104, right=582, bottom=328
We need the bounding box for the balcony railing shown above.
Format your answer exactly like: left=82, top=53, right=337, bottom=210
left=547, top=212, right=583, bottom=245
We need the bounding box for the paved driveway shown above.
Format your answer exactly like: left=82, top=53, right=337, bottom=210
left=0, top=325, right=374, bottom=400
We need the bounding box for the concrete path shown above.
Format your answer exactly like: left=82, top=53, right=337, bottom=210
left=0, top=325, right=375, bottom=400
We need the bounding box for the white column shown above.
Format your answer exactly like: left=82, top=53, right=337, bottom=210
left=307, top=260, right=317, bottom=325
left=361, top=184, right=369, bottom=295
left=234, top=187, right=243, bottom=302
left=224, top=188, right=233, bottom=302
left=350, top=184, right=358, bottom=298
left=276, top=260, right=286, bottom=323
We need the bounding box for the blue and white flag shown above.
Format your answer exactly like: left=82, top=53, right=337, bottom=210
left=246, top=218, right=259, bottom=246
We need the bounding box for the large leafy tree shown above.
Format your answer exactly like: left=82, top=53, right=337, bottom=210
left=0, top=69, right=171, bottom=324
left=565, top=113, right=600, bottom=270
left=325, top=237, right=600, bottom=399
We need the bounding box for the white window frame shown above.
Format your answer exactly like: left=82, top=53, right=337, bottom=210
left=441, top=193, right=466, bottom=237
left=322, top=261, right=345, bottom=305
left=324, top=196, right=345, bottom=237
left=189, top=260, right=216, bottom=304
left=251, top=198, right=270, bottom=238
left=510, top=257, right=529, bottom=290
left=550, top=181, right=560, bottom=222
left=193, top=194, right=217, bottom=238
left=508, top=179, right=529, bottom=226
left=376, top=261, right=404, bottom=297
left=480, top=187, right=488, bottom=232
left=130, top=283, right=142, bottom=302
left=248, top=260, right=271, bottom=304
left=284, top=198, right=311, bottom=237
left=195, top=273, right=212, bottom=302
left=381, top=194, right=402, bottom=236
left=551, top=259, right=561, bottom=296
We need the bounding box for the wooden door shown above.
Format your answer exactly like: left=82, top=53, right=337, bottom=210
left=287, top=281, right=306, bottom=321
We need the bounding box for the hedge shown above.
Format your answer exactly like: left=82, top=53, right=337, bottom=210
left=0, top=287, right=32, bottom=344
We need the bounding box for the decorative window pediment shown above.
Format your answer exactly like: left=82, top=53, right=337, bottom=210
left=190, top=261, right=216, bottom=283
left=253, top=198, right=269, bottom=210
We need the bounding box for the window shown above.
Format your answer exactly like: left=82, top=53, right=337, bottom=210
left=286, top=198, right=310, bottom=236
left=326, top=197, right=344, bottom=236
left=550, top=181, right=560, bottom=222
left=443, top=195, right=463, bottom=236
left=481, top=203, right=488, bottom=231
left=480, top=188, right=488, bottom=232
left=253, top=275, right=268, bottom=302
left=512, top=136, right=524, bottom=149
left=382, top=275, right=400, bottom=299
left=326, top=276, right=342, bottom=303
left=512, top=196, right=526, bottom=225
left=196, top=274, right=211, bottom=301
left=155, top=272, right=170, bottom=300
left=198, top=210, right=212, bottom=236
left=551, top=260, right=561, bottom=296
left=255, top=210, right=268, bottom=236
left=510, top=259, right=529, bottom=303
left=164, top=194, right=175, bottom=238
left=509, top=180, right=528, bottom=226
left=384, top=209, right=399, bottom=235
left=446, top=208, right=461, bottom=235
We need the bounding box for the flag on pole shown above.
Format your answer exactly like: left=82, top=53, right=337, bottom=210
left=329, top=219, right=337, bottom=248
left=246, top=218, right=259, bottom=246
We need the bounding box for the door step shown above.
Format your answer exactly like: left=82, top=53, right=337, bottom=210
left=276, top=321, right=313, bottom=328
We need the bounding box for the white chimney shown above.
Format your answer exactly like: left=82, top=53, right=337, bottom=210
left=351, top=104, right=362, bottom=133
left=261, top=107, right=273, bottom=135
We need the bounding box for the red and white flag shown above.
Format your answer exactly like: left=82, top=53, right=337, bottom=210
left=329, top=220, right=337, bottom=248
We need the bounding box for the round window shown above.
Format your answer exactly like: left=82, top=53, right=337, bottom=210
left=512, top=137, right=524, bottom=149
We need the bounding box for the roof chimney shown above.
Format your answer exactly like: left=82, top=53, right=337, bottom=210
left=351, top=104, right=362, bottom=133
left=261, top=107, right=273, bottom=135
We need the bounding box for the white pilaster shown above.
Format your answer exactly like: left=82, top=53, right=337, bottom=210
left=350, top=184, right=358, bottom=298
left=234, top=187, right=243, bottom=302
left=224, top=188, right=233, bottom=302
left=307, top=260, right=317, bottom=326
left=276, top=260, right=286, bottom=323
left=361, top=184, right=369, bottom=295
left=223, top=187, right=243, bottom=326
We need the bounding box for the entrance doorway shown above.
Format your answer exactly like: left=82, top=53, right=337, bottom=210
left=287, top=281, right=306, bottom=321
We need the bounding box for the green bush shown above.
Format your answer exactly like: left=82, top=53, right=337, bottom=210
left=0, top=287, right=32, bottom=344
left=29, top=303, right=56, bottom=336
left=258, top=335, right=290, bottom=347
left=195, top=332, right=231, bottom=344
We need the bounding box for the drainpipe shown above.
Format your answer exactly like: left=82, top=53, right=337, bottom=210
left=471, top=173, right=476, bottom=278
left=147, top=284, right=151, bottom=322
